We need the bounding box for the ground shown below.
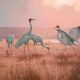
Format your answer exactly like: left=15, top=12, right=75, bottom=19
left=0, top=39, right=80, bottom=80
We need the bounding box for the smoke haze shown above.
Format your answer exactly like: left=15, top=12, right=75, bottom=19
left=0, top=0, right=80, bottom=28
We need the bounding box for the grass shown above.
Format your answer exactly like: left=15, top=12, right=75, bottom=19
left=0, top=40, right=79, bottom=80
left=0, top=54, right=79, bottom=80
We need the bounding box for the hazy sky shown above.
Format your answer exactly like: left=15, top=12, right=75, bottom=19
left=0, top=0, right=80, bottom=28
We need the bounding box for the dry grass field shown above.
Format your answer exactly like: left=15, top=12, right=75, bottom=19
left=0, top=39, right=80, bottom=80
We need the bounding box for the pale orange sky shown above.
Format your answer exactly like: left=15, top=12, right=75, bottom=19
left=0, top=0, right=80, bottom=28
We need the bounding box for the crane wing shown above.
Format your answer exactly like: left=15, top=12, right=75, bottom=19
left=15, top=35, right=31, bottom=48
left=58, top=32, right=68, bottom=45
left=69, top=28, right=80, bottom=41
left=60, top=30, right=75, bottom=43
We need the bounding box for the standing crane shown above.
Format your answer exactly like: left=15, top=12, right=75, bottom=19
left=31, top=33, right=49, bottom=53
left=6, top=34, right=14, bottom=55
left=29, top=19, right=49, bottom=53
left=54, top=25, right=78, bottom=56
left=15, top=18, right=35, bottom=55
left=69, top=26, right=80, bottom=42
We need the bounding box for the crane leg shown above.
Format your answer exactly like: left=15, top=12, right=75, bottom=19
left=33, top=44, right=36, bottom=54
left=77, top=46, right=80, bottom=54
left=27, top=44, right=30, bottom=54
left=27, top=44, right=32, bottom=60
left=9, top=47, right=10, bottom=55
left=35, top=45, right=37, bottom=53
left=71, top=46, right=77, bottom=60
left=24, top=45, right=26, bottom=56
left=33, top=43, right=36, bottom=53
left=6, top=44, right=10, bottom=56
left=32, top=43, right=34, bottom=54
left=63, top=45, right=67, bottom=56
left=65, top=46, right=67, bottom=56
left=68, top=47, right=71, bottom=55
left=11, top=45, right=12, bottom=56
left=33, top=45, right=35, bottom=53
left=6, top=47, right=10, bottom=56
left=6, top=50, right=8, bottom=57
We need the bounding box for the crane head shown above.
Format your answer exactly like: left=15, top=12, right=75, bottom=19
left=56, top=25, right=60, bottom=28
left=29, top=18, right=36, bottom=22
left=53, top=25, right=60, bottom=30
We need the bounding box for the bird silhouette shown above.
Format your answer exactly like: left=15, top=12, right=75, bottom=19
left=54, top=25, right=78, bottom=56
left=6, top=34, right=14, bottom=55
left=31, top=33, right=49, bottom=53
left=30, top=19, right=49, bottom=53
left=15, top=18, right=35, bottom=55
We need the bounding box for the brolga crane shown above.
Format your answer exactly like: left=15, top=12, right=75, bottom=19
left=54, top=25, right=78, bottom=56
left=29, top=20, right=49, bottom=53
left=69, top=26, right=80, bottom=42
left=15, top=18, right=35, bottom=55
left=31, top=33, right=49, bottom=53
left=6, top=34, right=14, bottom=55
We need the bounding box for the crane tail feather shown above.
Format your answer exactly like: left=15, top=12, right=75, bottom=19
left=42, top=45, right=49, bottom=50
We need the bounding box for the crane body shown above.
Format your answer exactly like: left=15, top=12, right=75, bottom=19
left=69, top=26, right=80, bottom=42
left=55, top=25, right=78, bottom=56
left=15, top=18, right=35, bottom=54
left=6, top=34, right=14, bottom=55
left=16, top=35, right=31, bottom=48
left=57, top=29, right=77, bottom=46
left=31, top=33, right=49, bottom=50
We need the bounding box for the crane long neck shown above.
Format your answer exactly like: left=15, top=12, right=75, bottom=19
left=28, top=21, right=32, bottom=35
left=57, top=28, right=61, bottom=38
left=57, top=31, right=59, bottom=39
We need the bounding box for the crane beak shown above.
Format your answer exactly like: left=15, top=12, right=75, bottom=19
left=32, top=19, right=36, bottom=20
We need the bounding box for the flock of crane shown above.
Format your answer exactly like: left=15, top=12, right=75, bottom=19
left=1, top=18, right=80, bottom=56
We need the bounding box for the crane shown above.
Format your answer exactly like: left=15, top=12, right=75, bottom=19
left=28, top=19, right=49, bottom=53
left=69, top=26, right=80, bottom=42
left=31, top=33, right=49, bottom=53
left=15, top=18, right=35, bottom=55
left=6, top=34, right=14, bottom=55
left=54, top=25, right=78, bottom=56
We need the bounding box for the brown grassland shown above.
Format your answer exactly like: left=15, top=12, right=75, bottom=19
left=0, top=40, right=80, bottom=80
